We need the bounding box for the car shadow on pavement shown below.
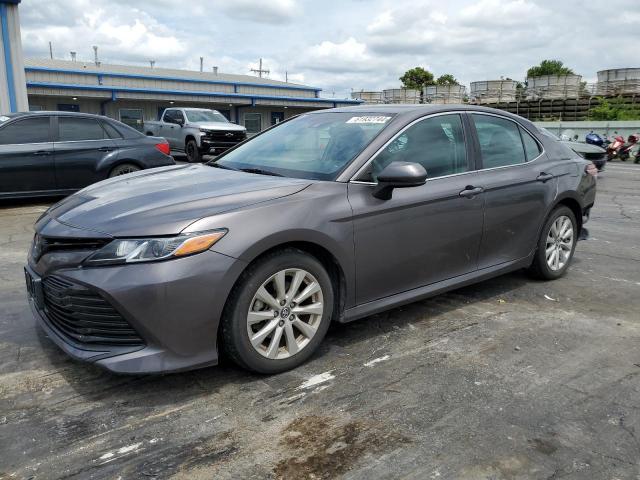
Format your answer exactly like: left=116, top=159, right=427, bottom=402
left=35, top=269, right=531, bottom=408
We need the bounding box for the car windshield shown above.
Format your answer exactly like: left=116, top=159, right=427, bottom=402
left=213, top=112, right=394, bottom=180
left=185, top=110, right=229, bottom=123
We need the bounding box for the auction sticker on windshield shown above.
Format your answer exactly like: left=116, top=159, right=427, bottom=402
left=346, top=116, right=391, bottom=124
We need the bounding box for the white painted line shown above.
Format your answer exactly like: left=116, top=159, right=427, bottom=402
left=296, top=371, right=335, bottom=390
left=364, top=355, right=391, bottom=367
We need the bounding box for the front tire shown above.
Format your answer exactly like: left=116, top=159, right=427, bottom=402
left=185, top=139, right=201, bottom=163
left=221, top=249, right=334, bottom=374
left=528, top=206, right=577, bottom=280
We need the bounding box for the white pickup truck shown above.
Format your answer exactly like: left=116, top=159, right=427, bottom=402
left=144, top=108, right=247, bottom=162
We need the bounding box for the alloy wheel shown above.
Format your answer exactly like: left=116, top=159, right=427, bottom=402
left=246, top=268, right=324, bottom=359
left=545, top=215, right=574, bottom=271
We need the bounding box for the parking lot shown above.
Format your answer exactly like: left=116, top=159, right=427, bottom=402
left=0, top=163, right=639, bottom=479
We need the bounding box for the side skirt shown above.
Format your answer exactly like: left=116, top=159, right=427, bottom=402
left=340, top=254, right=534, bottom=323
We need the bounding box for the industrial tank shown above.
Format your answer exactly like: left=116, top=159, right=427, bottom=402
left=350, top=90, right=384, bottom=104
left=382, top=88, right=421, bottom=104
left=469, top=80, right=517, bottom=104
left=596, top=68, right=640, bottom=95
left=525, top=74, right=582, bottom=100
left=424, top=84, right=466, bottom=104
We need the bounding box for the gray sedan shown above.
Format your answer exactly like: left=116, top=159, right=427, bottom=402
left=25, top=105, right=597, bottom=374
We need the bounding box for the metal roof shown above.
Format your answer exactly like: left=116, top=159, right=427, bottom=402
left=24, top=58, right=321, bottom=91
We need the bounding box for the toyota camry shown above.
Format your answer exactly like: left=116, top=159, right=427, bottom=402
left=25, top=105, right=597, bottom=374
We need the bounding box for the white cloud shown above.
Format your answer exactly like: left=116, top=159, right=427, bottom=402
left=217, top=0, right=299, bottom=24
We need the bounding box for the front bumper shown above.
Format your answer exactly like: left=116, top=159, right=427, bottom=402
left=27, top=250, right=247, bottom=374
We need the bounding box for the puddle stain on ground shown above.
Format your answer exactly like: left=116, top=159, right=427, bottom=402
left=274, top=414, right=410, bottom=479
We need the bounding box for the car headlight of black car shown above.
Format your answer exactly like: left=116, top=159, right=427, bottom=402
left=84, top=230, right=227, bottom=266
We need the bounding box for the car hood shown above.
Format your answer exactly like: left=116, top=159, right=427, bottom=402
left=38, top=164, right=310, bottom=237
left=195, top=122, right=246, bottom=131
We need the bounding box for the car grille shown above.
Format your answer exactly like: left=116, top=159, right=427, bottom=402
left=32, top=235, right=109, bottom=262
left=42, top=275, right=144, bottom=347
left=204, top=130, right=246, bottom=142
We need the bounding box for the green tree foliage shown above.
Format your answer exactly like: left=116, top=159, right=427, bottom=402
left=435, top=74, right=459, bottom=86
left=589, top=97, right=640, bottom=120
left=400, top=67, right=435, bottom=89
left=526, top=60, right=574, bottom=78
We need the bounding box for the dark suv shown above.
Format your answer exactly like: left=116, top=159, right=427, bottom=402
left=0, top=111, right=175, bottom=199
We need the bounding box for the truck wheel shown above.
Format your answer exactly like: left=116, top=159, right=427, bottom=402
left=186, top=139, right=201, bottom=163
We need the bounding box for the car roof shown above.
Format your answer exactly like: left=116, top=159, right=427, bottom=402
left=312, top=103, right=540, bottom=131
left=2, top=111, right=111, bottom=120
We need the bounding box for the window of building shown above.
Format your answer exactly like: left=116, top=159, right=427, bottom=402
left=29, top=105, right=44, bottom=112
left=57, top=104, right=80, bottom=112
left=119, top=109, right=144, bottom=131
left=0, top=117, right=50, bottom=144
left=58, top=117, right=106, bottom=141
left=363, top=114, right=468, bottom=182
left=244, top=113, right=262, bottom=134
left=473, top=114, right=527, bottom=168
left=520, top=126, right=542, bottom=161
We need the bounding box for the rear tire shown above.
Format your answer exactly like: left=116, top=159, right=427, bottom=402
left=528, top=206, right=577, bottom=280
left=185, top=139, right=201, bottom=163
left=108, top=163, right=140, bottom=178
left=221, top=249, right=334, bottom=374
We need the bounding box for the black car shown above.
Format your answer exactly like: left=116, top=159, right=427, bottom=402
left=0, top=111, right=175, bottom=199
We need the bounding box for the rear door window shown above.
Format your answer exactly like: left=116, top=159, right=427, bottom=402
left=58, top=117, right=107, bottom=142
left=473, top=114, right=526, bottom=168
left=0, top=117, right=51, bottom=144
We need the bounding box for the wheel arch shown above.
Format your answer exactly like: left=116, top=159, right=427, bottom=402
left=104, top=159, right=145, bottom=177
left=219, top=240, right=348, bottom=336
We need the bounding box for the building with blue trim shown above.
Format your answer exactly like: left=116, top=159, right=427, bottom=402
left=24, top=58, right=360, bottom=133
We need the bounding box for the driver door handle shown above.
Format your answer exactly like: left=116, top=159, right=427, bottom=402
left=536, top=172, right=554, bottom=182
left=459, top=186, right=484, bottom=198
left=33, top=150, right=51, bottom=156
left=98, top=146, right=114, bottom=152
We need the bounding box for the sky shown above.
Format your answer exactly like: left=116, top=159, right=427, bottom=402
left=18, top=0, right=639, bottom=100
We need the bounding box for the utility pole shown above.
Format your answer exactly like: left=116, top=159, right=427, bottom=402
left=285, top=70, right=288, bottom=83
left=150, top=60, right=155, bottom=68
left=48, top=41, right=53, bottom=59
left=250, top=58, right=269, bottom=78
left=199, top=56, right=203, bottom=72
left=93, top=45, right=99, bottom=66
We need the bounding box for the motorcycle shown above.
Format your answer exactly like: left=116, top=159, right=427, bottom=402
left=617, top=134, right=639, bottom=162
left=607, top=135, right=626, bottom=161
left=585, top=131, right=605, bottom=147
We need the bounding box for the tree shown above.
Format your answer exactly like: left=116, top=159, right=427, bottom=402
left=526, top=59, right=574, bottom=78
left=436, top=74, right=459, bottom=86
left=400, top=67, right=435, bottom=90
left=589, top=97, right=640, bottom=121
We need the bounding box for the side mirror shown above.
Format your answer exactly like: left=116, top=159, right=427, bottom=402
left=372, top=161, right=427, bottom=200
left=176, top=118, right=185, bottom=127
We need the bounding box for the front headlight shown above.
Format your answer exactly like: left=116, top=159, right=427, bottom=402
left=200, top=128, right=211, bottom=134
left=84, top=230, right=227, bottom=266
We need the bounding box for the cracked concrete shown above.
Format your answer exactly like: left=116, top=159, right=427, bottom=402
left=1, top=163, right=639, bottom=479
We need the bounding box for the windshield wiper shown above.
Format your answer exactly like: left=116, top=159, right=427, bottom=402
left=207, top=162, right=239, bottom=171
left=239, top=167, right=284, bottom=177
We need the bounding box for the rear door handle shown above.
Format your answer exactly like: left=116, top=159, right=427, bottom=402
left=536, top=172, right=554, bottom=182
left=33, top=150, right=51, bottom=156
left=98, top=146, right=114, bottom=152
left=459, top=186, right=484, bottom=198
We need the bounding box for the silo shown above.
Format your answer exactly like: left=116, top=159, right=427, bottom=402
left=424, top=84, right=466, bottom=104
left=525, top=74, right=582, bottom=100
left=596, top=68, right=640, bottom=95
left=382, top=88, right=421, bottom=104
left=469, top=80, right=518, bottom=104
left=350, top=90, right=384, bottom=104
